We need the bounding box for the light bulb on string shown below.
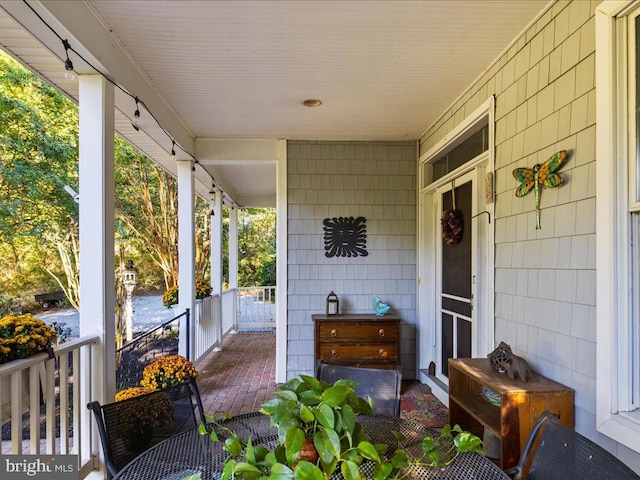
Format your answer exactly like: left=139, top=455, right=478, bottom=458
left=62, top=39, right=75, bottom=80
left=132, top=97, right=140, bottom=131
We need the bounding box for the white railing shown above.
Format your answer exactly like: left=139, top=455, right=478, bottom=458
left=236, top=286, right=276, bottom=331
left=221, top=288, right=237, bottom=335
left=0, top=335, right=98, bottom=478
left=193, top=295, right=221, bottom=362
left=191, top=287, right=272, bottom=362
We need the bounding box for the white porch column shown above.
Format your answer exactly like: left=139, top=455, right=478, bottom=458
left=210, top=190, right=223, bottom=296
left=229, top=206, right=239, bottom=292
left=78, top=75, right=115, bottom=402
left=228, top=205, right=239, bottom=332
left=177, top=159, right=196, bottom=360
left=275, top=139, right=287, bottom=382
left=210, top=190, right=224, bottom=341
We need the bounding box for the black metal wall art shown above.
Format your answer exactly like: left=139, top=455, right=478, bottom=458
left=323, top=216, right=368, bottom=258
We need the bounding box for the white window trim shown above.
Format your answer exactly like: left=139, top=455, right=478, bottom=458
left=596, top=0, right=640, bottom=452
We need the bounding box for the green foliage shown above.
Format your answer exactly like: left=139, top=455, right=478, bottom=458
left=235, top=208, right=276, bottom=287
left=391, top=424, right=484, bottom=472
left=0, top=296, right=21, bottom=317
left=201, top=376, right=483, bottom=480
left=0, top=50, right=276, bottom=298
left=0, top=51, right=79, bottom=294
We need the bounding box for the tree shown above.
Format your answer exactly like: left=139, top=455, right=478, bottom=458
left=237, top=208, right=276, bottom=286
left=0, top=51, right=78, bottom=296
left=114, top=140, right=211, bottom=290
left=44, top=219, right=80, bottom=309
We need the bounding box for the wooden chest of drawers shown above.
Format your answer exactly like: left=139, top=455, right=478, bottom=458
left=312, top=314, right=401, bottom=369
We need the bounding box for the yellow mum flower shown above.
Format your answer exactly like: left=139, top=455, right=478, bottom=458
left=140, top=354, right=198, bottom=390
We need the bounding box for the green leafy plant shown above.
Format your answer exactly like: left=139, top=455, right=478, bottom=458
left=200, top=375, right=483, bottom=480
left=391, top=424, right=484, bottom=474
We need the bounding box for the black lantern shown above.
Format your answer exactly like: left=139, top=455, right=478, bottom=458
left=326, top=291, right=339, bottom=316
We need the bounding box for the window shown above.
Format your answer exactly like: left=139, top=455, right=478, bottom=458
left=430, top=125, right=489, bottom=182
left=421, top=107, right=490, bottom=189
left=596, top=0, right=640, bottom=452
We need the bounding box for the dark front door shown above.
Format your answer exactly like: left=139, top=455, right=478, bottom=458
left=438, top=175, right=473, bottom=379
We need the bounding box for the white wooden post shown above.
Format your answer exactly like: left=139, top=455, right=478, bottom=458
left=229, top=205, right=239, bottom=332
left=275, top=139, right=288, bottom=382
left=78, top=74, right=115, bottom=470
left=210, top=190, right=223, bottom=296
left=177, top=159, right=196, bottom=359
left=211, top=190, right=224, bottom=340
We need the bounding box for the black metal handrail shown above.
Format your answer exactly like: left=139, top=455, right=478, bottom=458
left=115, top=309, right=190, bottom=390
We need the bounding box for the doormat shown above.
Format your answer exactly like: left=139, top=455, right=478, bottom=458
left=400, top=381, right=449, bottom=428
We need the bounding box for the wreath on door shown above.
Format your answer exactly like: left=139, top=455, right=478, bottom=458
left=441, top=209, right=463, bottom=246
left=441, top=181, right=463, bottom=246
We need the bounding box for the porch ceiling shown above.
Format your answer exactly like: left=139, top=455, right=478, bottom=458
left=0, top=0, right=550, bottom=206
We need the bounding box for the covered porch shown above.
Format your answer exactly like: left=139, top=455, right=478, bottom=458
left=3, top=0, right=640, bottom=477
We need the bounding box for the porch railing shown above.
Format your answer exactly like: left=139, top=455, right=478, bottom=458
left=115, top=312, right=185, bottom=390
left=114, top=287, right=274, bottom=374
left=222, top=289, right=237, bottom=335
left=0, top=335, right=99, bottom=478
left=193, top=295, right=220, bottom=361
left=236, top=286, right=276, bottom=331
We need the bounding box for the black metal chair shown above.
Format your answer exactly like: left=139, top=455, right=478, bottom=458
left=506, top=410, right=640, bottom=480
left=316, top=362, right=402, bottom=417
left=88, top=377, right=206, bottom=479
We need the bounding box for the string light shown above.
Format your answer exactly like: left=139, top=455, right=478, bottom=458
left=131, top=97, right=140, bottom=131
left=62, top=39, right=75, bottom=80
left=21, top=1, right=216, bottom=181
left=134, top=97, right=140, bottom=119
left=23, top=0, right=239, bottom=208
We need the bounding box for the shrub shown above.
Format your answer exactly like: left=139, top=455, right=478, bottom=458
left=140, top=354, right=198, bottom=390
left=0, top=314, right=57, bottom=364
left=162, top=282, right=213, bottom=307
left=115, top=386, right=174, bottom=431
left=162, top=285, right=179, bottom=307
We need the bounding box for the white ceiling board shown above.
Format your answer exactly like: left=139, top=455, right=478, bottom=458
left=86, top=0, right=550, bottom=141
left=0, top=0, right=552, bottom=207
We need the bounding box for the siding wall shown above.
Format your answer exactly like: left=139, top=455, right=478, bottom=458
left=286, top=140, right=417, bottom=380
left=419, top=0, right=640, bottom=471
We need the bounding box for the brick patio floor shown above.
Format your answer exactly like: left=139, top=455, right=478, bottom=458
left=195, top=331, right=278, bottom=416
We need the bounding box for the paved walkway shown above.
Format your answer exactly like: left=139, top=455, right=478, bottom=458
left=195, top=331, right=278, bottom=416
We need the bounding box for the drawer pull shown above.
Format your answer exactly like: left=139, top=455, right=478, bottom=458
left=379, top=329, right=385, bottom=337
left=379, top=349, right=387, bottom=357
left=355, top=362, right=361, bottom=367
left=331, top=350, right=338, bottom=357
left=331, top=329, right=337, bottom=337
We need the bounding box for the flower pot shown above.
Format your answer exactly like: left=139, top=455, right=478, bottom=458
left=295, top=438, right=319, bottom=467
left=122, top=420, right=154, bottom=454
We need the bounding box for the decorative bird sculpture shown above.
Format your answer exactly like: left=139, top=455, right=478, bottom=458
left=372, top=296, right=390, bottom=316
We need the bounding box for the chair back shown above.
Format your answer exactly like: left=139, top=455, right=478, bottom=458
left=510, top=411, right=640, bottom=480
left=88, top=377, right=205, bottom=479
left=316, top=363, right=402, bottom=417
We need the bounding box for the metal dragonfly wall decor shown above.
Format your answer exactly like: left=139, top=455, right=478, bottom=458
left=512, top=150, right=567, bottom=229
